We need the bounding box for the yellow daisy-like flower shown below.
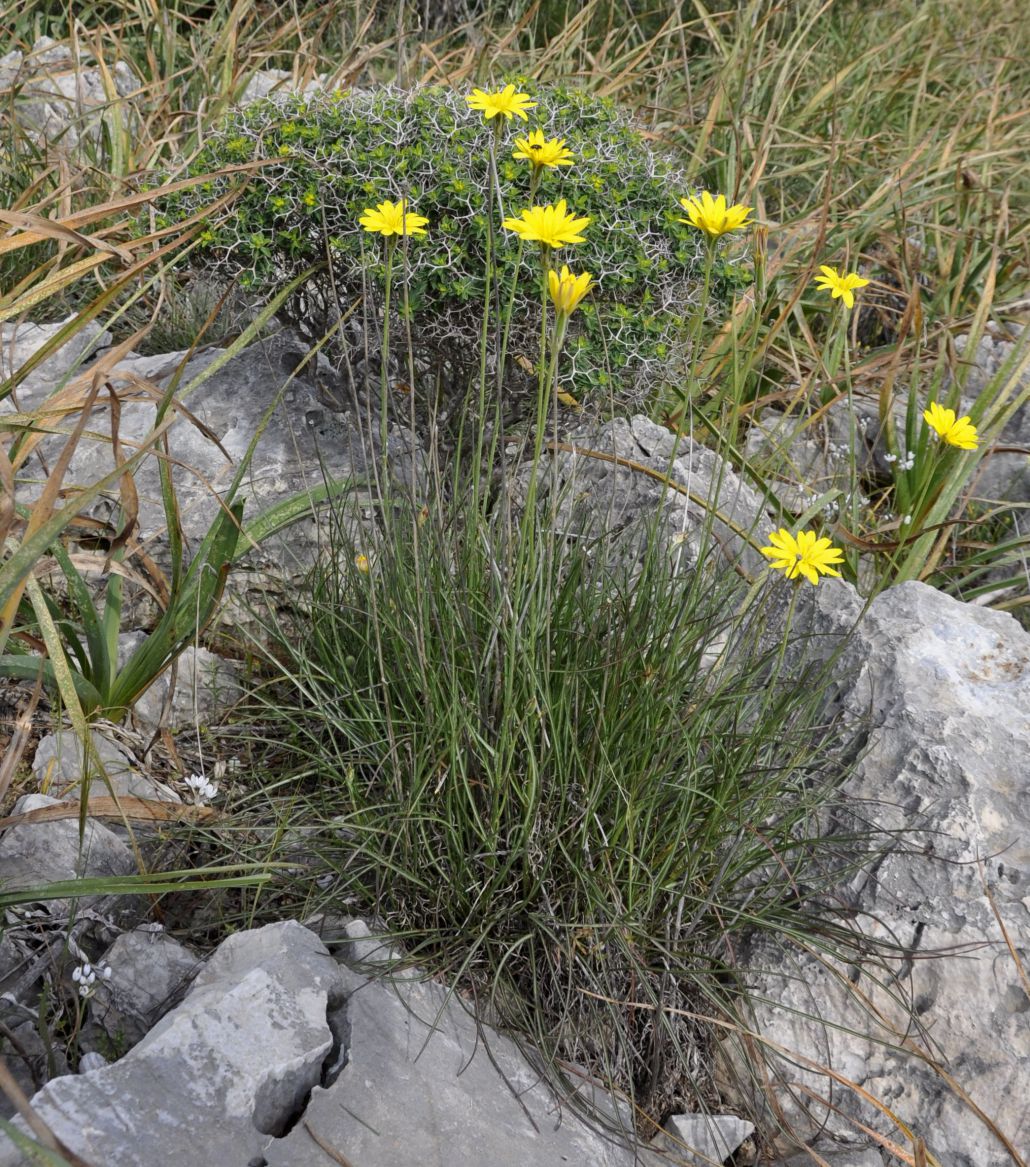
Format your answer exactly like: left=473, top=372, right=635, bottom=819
left=548, top=265, right=593, bottom=316
left=812, top=265, right=870, bottom=310
left=502, top=199, right=590, bottom=248
left=677, top=192, right=753, bottom=239
left=760, top=529, right=844, bottom=586
left=512, top=129, right=574, bottom=171
left=923, top=402, right=979, bottom=450
left=358, top=199, right=429, bottom=238
left=466, top=84, right=537, bottom=122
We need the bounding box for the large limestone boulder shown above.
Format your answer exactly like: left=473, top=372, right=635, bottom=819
left=733, top=581, right=1030, bottom=1166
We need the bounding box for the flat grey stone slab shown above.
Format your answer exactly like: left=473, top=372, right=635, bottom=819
left=263, top=924, right=637, bottom=1167
left=636, top=1112, right=755, bottom=1166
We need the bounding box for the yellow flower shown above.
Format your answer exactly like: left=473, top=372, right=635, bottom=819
left=354, top=553, right=370, bottom=573
left=358, top=199, right=429, bottom=238
left=923, top=402, right=979, bottom=450
left=760, top=529, right=844, bottom=586
left=512, top=129, right=574, bottom=170
left=466, top=84, right=537, bottom=121
left=813, top=265, right=870, bottom=310
left=677, top=192, right=753, bottom=239
left=548, top=265, right=593, bottom=315
left=502, top=199, right=590, bottom=248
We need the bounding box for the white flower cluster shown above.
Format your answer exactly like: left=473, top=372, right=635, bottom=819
left=884, top=449, right=916, bottom=471
left=72, top=960, right=112, bottom=998
left=185, top=773, right=219, bottom=804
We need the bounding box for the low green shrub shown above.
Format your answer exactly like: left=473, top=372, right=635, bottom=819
left=161, top=83, right=742, bottom=412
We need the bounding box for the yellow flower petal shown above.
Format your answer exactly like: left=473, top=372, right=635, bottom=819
left=813, top=265, right=869, bottom=310
left=760, top=528, right=843, bottom=585
left=548, top=264, right=594, bottom=315
left=512, top=128, right=574, bottom=169
left=923, top=402, right=979, bottom=449
left=358, top=199, right=429, bottom=238
left=503, top=199, right=591, bottom=248
left=677, top=191, right=753, bottom=239
left=466, top=85, right=537, bottom=121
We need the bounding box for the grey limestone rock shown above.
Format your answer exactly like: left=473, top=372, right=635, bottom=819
left=744, top=405, right=851, bottom=513
left=775, top=1148, right=883, bottom=1166
left=733, top=581, right=1030, bottom=1167
left=0, top=315, right=112, bottom=413
left=126, top=640, right=243, bottom=734
left=89, top=927, right=202, bottom=1048
left=0, top=921, right=345, bottom=1167
left=952, top=325, right=1030, bottom=504
left=32, top=728, right=180, bottom=804
left=0, top=36, right=139, bottom=152
left=639, top=1112, right=756, bottom=1166
left=0, top=793, right=137, bottom=918
left=241, top=70, right=328, bottom=104
left=20, top=333, right=395, bottom=626
left=36, top=332, right=362, bottom=553
left=263, top=918, right=638, bottom=1167
left=515, top=414, right=773, bottom=579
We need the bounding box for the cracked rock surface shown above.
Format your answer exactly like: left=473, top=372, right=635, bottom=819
left=732, top=581, right=1030, bottom=1167
left=0, top=921, right=345, bottom=1167
left=264, top=920, right=639, bottom=1167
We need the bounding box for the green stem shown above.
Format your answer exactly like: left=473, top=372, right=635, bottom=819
left=473, top=173, right=494, bottom=516
left=683, top=239, right=716, bottom=420
left=516, top=247, right=554, bottom=588
left=547, top=315, right=568, bottom=453
left=498, top=167, right=540, bottom=384
left=770, top=580, right=801, bottom=693
left=534, top=245, right=551, bottom=465
left=380, top=236, right=396, bottom=484
left=842, top=312, right=860, bottom=577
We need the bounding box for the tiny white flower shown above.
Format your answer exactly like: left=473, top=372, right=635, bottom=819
left=71, top=959, right=109, bottom=998
left=884, top=452, right=897, bottom=463
left=184, top=774, right=219, bottom=804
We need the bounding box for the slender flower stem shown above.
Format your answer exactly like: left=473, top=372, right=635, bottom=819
left=498, top=168, right=540, bottom=384
left=380, top=237, right=396, bottom=480
left=473, top=160, right=495, bottom=516
left=547, top=314, right=568, bottom=463
left=517, top=246, right=555, bottom=589
left=537, top=244, right=550, bottom=433
left=769, top=582, right=801, bottom=695
left=683, top=240, right=716, bottom=420
left=841, top=315, right=860, bottom=576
